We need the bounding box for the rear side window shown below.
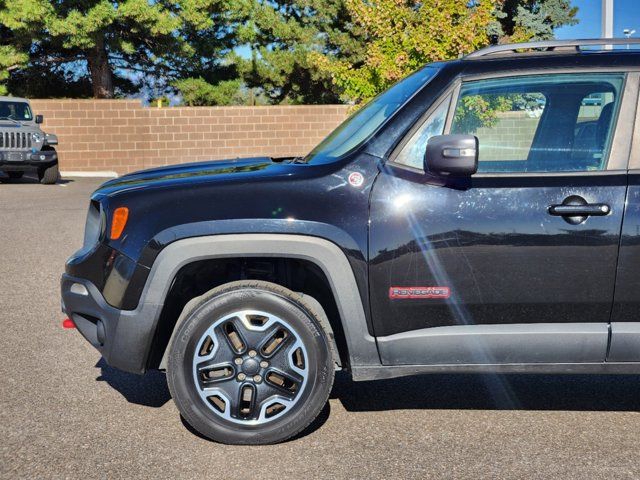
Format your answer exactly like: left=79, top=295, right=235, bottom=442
left=449, top=73, right=625, bottom=173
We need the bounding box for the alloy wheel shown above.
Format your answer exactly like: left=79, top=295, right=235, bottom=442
left=192, top=310, right=309, bottom=425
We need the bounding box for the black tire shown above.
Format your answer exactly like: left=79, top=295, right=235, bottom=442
left=167, top=280, right=335, bottom=445
left=7, top=171, right=23, bottom=179
left=38, top=162, right=59, bottom=185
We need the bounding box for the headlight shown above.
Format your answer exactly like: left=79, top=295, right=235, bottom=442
left=82, top=201, right=105, bottom=251
left=31, top=133, right=42, bottom=143
left=68, top=201, right=104, bottom=260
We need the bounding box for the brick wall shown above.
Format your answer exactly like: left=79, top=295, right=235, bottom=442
left=29, top=100, right=350, bottom=175
left=475, top=111, right=541, bottom=161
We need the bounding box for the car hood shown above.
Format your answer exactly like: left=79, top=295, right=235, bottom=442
left=0, top=122, right=41, bottom=132
left=92, top=157, right=299, bottom=199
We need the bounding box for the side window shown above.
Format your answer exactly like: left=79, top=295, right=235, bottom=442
left=394, top=98, right=449, bottom=169
left=449, top=73, right=625, bottom=173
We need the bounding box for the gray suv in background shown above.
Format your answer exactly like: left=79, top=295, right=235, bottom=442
left=0, top=97, right=59, bottom=184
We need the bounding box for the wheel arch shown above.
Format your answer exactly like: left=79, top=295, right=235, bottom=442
left=136, top=234, right=379, bottom=372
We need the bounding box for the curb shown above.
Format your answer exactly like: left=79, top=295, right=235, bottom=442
left=60, top=171, right=118, bottom=178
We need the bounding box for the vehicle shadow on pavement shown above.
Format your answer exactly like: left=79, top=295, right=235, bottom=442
left=331, top=371, right=640, bottom=412
left=95, top=356, right=332, bottom=441
left=95, top=358, right=171, bottom=408
left=93, top=359, right=640, bottom=440
left=0, top=174, right=73, bottom=185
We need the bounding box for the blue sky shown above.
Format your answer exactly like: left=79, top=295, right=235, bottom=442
left=556, top=0, right=640, bottom=39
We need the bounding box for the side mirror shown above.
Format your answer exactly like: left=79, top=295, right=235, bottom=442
left=425, top=134, right=478, bottom=176
left=35, top=114, right=44, bottom=124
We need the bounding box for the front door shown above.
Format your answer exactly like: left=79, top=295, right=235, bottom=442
left=369, top=71, right=632, bottom=365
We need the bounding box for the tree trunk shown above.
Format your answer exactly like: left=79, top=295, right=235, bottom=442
left=87, top=36, right=114, bottom=99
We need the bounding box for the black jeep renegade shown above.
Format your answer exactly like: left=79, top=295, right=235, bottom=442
left=62, top=39, right=640, bottom=444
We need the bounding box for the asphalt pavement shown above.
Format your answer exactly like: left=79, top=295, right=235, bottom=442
left=1, top=174, right=639, bottom=479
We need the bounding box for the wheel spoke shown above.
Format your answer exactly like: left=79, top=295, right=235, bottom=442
left=191, top=309, right=309, bottom=425
left=198, top=335, right=215, bottom=357
left=258, top=325, right=292, bottom=359
left=291, top=345, right=305, bottom=370
left=206, top=394, right=227, bottom=413
left=236, top=312, right=279, bottom=346
left=264, top=369, right=302, bottom=398
left=237, top=384, right=257, bottom=419
left=196, top=361, right=236, bottom=388
left=264, top=402, right=286, bottom=418
left=221, top=318, right=247, bottom=354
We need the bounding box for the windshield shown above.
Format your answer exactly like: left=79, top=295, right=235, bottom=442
left=0, top=101, right=33, bottom=121
left=305, top=65, right=440, bottom=163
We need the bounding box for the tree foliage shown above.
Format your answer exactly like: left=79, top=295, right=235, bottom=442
left=453, top=94, right=514, bottom=134
left=231, top=0, right=367, bottom=104
left=497, top=0, right=579, bottom=42
left=0, top=0, right=578, bottom=103
left=313, top=0, right=578, bottom=104
left=312, top=0, right=495, bottom=103
left=0, top=0, right=236, bottom=98
left=173, top=77, right=251, bottom=105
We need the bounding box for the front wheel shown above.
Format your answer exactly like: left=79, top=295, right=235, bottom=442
left=167, top=281, right=335, bottom=445
left=38, top=162, right=59, bottom=185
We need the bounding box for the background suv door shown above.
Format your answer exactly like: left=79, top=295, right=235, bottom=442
left=369, top=71, right=636, bottom=366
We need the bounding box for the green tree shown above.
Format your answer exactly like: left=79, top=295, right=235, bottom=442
left=312, top=0, right=496, bottom=103
left=173, top=77, right=246, bottom=105
left=1, top=0, right=578, bottom=103
left=236, top=0, right=367, bottom=104
left=313, top=0, right=578, bottom=104
left=173, top=0, right=368, bottom=105
left=0, top=0, right=234, bottom=98
left=168, top=2, right=249, bottom=105
left=0, top=25, right=27, bottom=95
left=497, top=0, right=579, bottom=42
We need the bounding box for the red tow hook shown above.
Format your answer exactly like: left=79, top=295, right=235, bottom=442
left=62, top=318, right=76, bottom=329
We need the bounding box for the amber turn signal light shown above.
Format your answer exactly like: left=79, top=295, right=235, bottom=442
left=110, top=207, right=129, bottom=240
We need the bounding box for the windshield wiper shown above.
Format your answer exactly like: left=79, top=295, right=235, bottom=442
left=0, top=116, right=20, bottom=124
left=271, top=156, right=308, bottom=164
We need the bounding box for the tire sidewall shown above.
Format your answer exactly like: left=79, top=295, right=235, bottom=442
left=39, top=162, right=59, bottom=184
left=168, top=286, right=333, bottom=444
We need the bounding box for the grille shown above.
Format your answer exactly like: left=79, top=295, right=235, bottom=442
left=0, top=131, right=32, bottom=150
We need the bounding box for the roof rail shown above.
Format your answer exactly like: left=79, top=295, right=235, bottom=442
left=466, top=38, right=640, bottom=59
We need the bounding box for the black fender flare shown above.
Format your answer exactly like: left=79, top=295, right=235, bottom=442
left=143, top=234, right=380, bottom=370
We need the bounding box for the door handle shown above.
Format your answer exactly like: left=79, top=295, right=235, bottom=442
left=548, top=195, right=610, bottom=225
left=548, top=204, right=610, bottom=216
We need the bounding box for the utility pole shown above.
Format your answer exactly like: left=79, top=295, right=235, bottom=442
left=602, top=0, right=614, bottom=49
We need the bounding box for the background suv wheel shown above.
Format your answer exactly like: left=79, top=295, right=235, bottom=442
left=167, top=280, right=334, bottom=444
left=38, top=162, right=59, bottom=185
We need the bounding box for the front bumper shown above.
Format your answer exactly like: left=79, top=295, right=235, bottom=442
left=0, top=149, right=57, bottom=170
left=61, top=274, right=158, bottom=374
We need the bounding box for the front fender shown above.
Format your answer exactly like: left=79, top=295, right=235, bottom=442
left=137, top=219, right=371, bottom=327
left=141, top=234, right=379, bottom=372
